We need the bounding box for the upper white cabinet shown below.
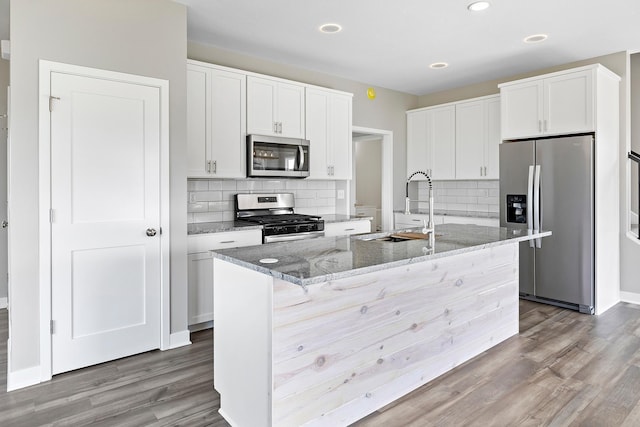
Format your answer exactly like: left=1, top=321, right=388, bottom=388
left=247, top=76, right=305, bottom=139
left=307, top=88, right=353, bottom=179
left=406, top=105, right=456, bottom=180
left=455, top=95, right=500, bottom=179
left=500, top=68, right=595, bottom=140
left=187, top=61, right=247, bottom=178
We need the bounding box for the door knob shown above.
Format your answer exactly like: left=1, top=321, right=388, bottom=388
left=1, top=220, right=7, bottom=229
left=146, top=228, right=157, bottom=237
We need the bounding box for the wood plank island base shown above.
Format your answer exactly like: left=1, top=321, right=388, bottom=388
left=211, top=224, right=551, bottom=426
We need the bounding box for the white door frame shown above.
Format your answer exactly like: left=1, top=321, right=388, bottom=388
left=38, top=60, right=171, bottom=382
left=351, top=126, right=393, bottom=231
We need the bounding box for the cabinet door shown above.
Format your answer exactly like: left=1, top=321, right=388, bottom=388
left=210, top=69, right=246, bottom=178
left=306, top=88, right=330, bottom=179
left=485, top=96, right=501, bottom=179
left=406, top=110, right=430, bottom=180
left=188, top=253, right=214, bottom=325
left=455, top=100, right=485, bottom=180
left=544, top=70, right=594, bottom=135
left=324, top=220, right=371, bottom=237
left=186, top=65, right=210, bottom=176
left=247, top=76, right=277, bottom=136
left=429, top=106, right=456, bottom=180
left=329, top=93, right=352, bottom=179
left=501, top=80, right=543, bottom=140
left=278, top=81, right=305, bottom=138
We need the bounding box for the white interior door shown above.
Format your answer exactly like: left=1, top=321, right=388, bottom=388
left=50, top=72, right=162, bottom=375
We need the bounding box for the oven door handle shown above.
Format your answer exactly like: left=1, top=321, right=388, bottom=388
left=297, top=145, right=305, bottom=171
left=264, top=231, right=324, bottom=243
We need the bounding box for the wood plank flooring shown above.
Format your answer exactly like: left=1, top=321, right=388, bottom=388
left=1, top=300, right=640, bottom=426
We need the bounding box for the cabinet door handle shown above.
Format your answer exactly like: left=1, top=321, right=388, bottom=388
left=538, top=120, right=542, bottom=132
left=206, top=160, right=211, bottom=173
left=212, top=160, right=217, bottom=173
left=273, top=122, right=277, bottom=133
left=344, top=228, right=355, bottom=231
left=484, top=166, right=487, bottom=176
left=278, top=122, right=283, bottom=134
left=543, top=120, right=547, bottom=132
left=412, top=219, right=421, bottom=222
left=480, top=166, right=483, bottom=176
left=219, top=240, right=235, bottom=244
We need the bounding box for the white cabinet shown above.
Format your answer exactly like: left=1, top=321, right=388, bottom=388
left=394, top=212, right=499, bottom=229
left=186, top=62, right=246, bottom=178
left=406, top=105, right=455, bottom=180
left=306, top=88, right=353, bottom=179
left=324, top=220, right=371, bottom=237
left=500, top=68, right=594, bottom=140
left=455, top=95, right=500, bottom=179
left=187, top=61, right=247, bottom=178
left=247, top=76, right=305, bottom=139
left=187, top=229, right=262, bottom=327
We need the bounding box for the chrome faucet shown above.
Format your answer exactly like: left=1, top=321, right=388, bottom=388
left=405, top=170, right=435, bottom=247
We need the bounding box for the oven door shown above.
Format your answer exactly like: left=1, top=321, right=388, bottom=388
left=264, top=231, right=325, bottom=243
left=247, top=134, right=309, bottom=178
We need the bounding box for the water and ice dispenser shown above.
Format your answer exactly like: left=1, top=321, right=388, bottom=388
left=505, top=195, right=527, bottom=224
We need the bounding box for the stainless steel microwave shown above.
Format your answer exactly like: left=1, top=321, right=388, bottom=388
left=247, top=134, right=310, bottom=178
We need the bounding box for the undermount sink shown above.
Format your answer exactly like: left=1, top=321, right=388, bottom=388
left=364, top=231, right=442, bottom=243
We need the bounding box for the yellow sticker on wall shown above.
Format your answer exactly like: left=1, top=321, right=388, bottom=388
left=367, top=87, right=376, bottom=100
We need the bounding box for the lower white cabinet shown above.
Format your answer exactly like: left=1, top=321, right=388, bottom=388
left=187, top=229, right=262, bottom=328
left=394, top=212, right=499, bottom=229
left=324, top=220, right=371, bottom=237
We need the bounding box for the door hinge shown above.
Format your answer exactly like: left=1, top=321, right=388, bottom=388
left=50, top=320, right=55, bottom=334
left=49, top=208, right=54, bottom=223
left=49, top=96, right=60, bottom=112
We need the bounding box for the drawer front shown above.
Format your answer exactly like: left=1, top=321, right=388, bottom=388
left=187, top=229, right=262, bottom=253
left=324, top=220, right=371, bottom=237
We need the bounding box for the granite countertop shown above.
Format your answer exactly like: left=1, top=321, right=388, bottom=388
left=188, top=215, right=371, bottom=235
left=394, top=210, right=499, bottom=219
left=210, top=223, right=551, bottom=287
left=187, top=221, right=262, bottom=235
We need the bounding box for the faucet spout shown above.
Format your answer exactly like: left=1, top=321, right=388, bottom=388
left=405, top=170, right=435, bottom=247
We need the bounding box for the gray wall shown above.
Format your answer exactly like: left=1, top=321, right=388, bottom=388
left=188, top=42, right=419, bottom=210
left=9, top=0, right=187, bottom=374
left=355, top=139, right=383, bottom=208
left=418, top=51, right=640, bottom=296
left=631, top=54, right=640, bottom=216
left=0, top=59, right=7, bottom=303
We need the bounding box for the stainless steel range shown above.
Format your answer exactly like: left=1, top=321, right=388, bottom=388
left=234, top=193, right=325, bottom=243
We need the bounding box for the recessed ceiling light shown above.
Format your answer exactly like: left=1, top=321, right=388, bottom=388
left=524, top=34, right=548, bottom=43
left=430, top=62, right=449, bottom=69
left=319, top=23, right=342, bottom=34
left=468, top=1, right=491, bottom=12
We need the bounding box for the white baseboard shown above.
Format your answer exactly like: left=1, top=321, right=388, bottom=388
left=620, top=291, right=640, bottom=306
left=168, top=330, right=191, bottom=349
left=0, top=297, right=7, bottom=309
left=6, top=364, right=41, bottom=392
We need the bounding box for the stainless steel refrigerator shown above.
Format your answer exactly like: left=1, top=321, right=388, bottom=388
left=499, top=134, right=594, bottom=314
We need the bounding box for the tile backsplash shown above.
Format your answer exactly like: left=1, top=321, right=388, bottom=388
left=412, top=180, right=500, bottom=215
left=187, top=179, right=337, bottom=223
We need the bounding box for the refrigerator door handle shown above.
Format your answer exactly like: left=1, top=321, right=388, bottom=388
left=527, top=165, right=535, bottom=248
left=533, top=164, right=542, bottom=248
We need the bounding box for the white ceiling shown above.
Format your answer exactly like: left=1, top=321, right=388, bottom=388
left=177, top=0, right=640, bottom=95
left=1, top=1, right=638, bottom=95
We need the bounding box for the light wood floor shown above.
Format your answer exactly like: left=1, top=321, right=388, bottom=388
left=2, top=300, right=640, bottom=426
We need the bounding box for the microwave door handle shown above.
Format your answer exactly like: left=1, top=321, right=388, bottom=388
left=297, top=145, right=305, bottom=170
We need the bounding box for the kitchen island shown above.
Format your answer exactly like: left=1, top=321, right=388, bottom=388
left=211, top=224, right=550, bottom=427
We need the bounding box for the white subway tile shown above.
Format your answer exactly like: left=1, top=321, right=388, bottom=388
left=187, top=202, right=209, bottom=213
left=327, top=181, right=336, bottom=190
left=489, top=189, right=499, bottom=197
left=208, top=180, right=223, bottom=191
left=192, top=211, right=223, bottom=223
left=488, top=204, right=500, bottom=213
left=262, top=180, right=284, bottom=190
left=285, top=180, right=305, bottom=190
left=193, top=191, right=222, bottom=202
left=457, top=181, right=478, bottom=189
left=222, top=211, right=235, bottom=221
left=448, top=203, right=467, bottom=211
left=296, top=190, right=317, bottom=199
left=222, top=190, right=237, bottom=201
left=316, top=206, right=336, bottom=215
left=220, top=180, right=237, bottom=191
left=472, top=204, right=490, bottom=213
left=296, top=207, right=318, bottom=215
left=467, top=189, right=489, bottom=197
left=187, top=213, right=194, bottom=223
left=478, top=180, right=499, bottom=189
left=295, top=199, right=310, bottom=208
left=187, top=179, right=209, bottom=191
left=457, top=196, right=478, bottom=204
left=237, top=180, right=264, bottom=191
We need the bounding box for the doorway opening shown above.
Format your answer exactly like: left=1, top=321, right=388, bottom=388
left=351, top=126, right=393, bottom=232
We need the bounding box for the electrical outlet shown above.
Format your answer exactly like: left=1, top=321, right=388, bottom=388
left=189, top=193, right=197, bottom=203
left=337, top=190, right=345, bottom=200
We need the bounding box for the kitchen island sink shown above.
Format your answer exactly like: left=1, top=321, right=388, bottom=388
left=210, top=224, right=550, bottom=426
